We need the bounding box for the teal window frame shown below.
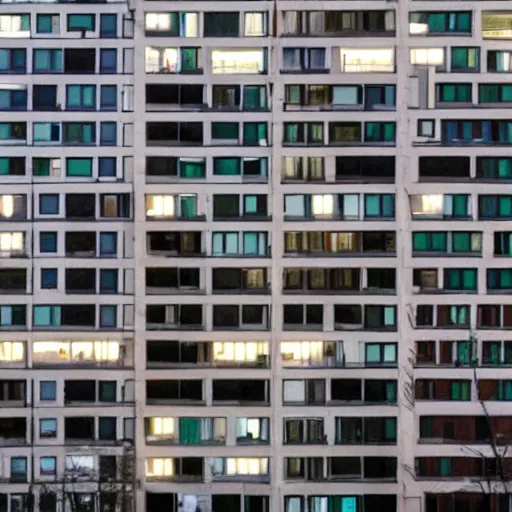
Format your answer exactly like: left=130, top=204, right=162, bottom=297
left=364, top=194, right=395, bottom=218
left=211, top=122, right=239, bottom=141
left=243, top=122, right=267, bottom=145
left=451, top=47, right=479, bottom=71
left=63, top=122, right=95, bottom=145
left=67, top=14, right=95, bottom=32
left=66, top=158, right=92, bottom=177
left=243, top=85, right=266, bottom=110
left=437, top=83, right=472, bottom=102
left=452, top=232, right=481, bottom=253
left=444, top=268, right=477, bottom=291
left=213, top=157, right=241, bottom=176
left=479, top=84, right=512, bottom=103
left=412, top=232, right=448, bottom=252
left=33, top=305, right=61, bottom=326
left=487, top=268, right=512, bottom=290
left=478, top=157, right=512, bottom=179
left=36, top=14, right=56, bottom=34
left=479, top=195, right=512, bottom=219
left=451, top=381, right=470, bottom=400
left=33, top=49, right=62, bottom=72
left=179, top=158, right=205, bottom=178
left=66, top=85, right=95, bottom=110
left=364, top=122, right=396, bottom=142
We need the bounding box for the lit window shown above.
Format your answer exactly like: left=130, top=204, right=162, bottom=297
left=66, top=456, right=94, bottom=473
left=146, top=195, right=174, bottom=217
left=311, top=194, right=334, bottom=216
left=281, top=341, right=323, bottom=364
left=0, top=15, right=30, bottom=37
left=215, top=457, right=268, bottom=475
left=33, top=341, right=70, bottom=363
left=0, top=195, right=14, bottom=218
left=145, top=13, right=171, bottom=31
left=245, top=13, right=266, bottom=36
left=410, top=194, right=443, bottom=216
left=0, top=341, right=24, bottom=362
left=70, top=341, right=120, bottom=362
left=146, top=458, right=174, bottom=477
left=148, top=417, right=175, bottom=436
left=213, top=341, right=268, bottom=362
left=340, top=48, right=394, bottom=73
left=410, top=48, right=444, bottom=66
left=212, top=49, right=265, bottom=74
left=0, top=232, right=23, bottom=254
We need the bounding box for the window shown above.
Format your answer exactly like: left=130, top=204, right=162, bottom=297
left=0, top=341, right=24, bottom=362
left=100, top=122, right=117, bottom=146
left=67, top=14, right=95, bottom=31
left=36, top=14, right=58, bottom=34
left=365, top=343, right=397, bottom=365
left=211, top=49, right=266, bottom=74
left=451, top=47, right=479, bottom=71
left=40, top=381, right=56, bottom=400
left=63, top=122, right=95, bottom=145
left=100, top=269, right=118, bottom=294
left=33, top=122, right=60, bottom=144
left=480, top=84, right=512, bottom=103
left=364, top=194, right=394, bottom=218
left=245, top=12, right=267, bottom=36
left=0, top=15, right=29, bottom=37
left=487, top=269, right=512, bottom=291
left=100, top=232, right=117, bottom=256
left=409, top=12, right=471, bottom=34
left=33, top=306, right=61, bottom=327
left=283, top=48, right=326, bottom=71
left=236, top=418, right=269, bottom=444
left=99, top=157, right=116, bottom=177
left=100, top=14, right=117, bottom=38
left=365, top=122, right=395, bottom=142
left=33, top=85, right=56, bottom=111
left=0, top=48, right=25, bottom=73
left=479, top=195, right=512, bottom=219
left=39, top=194, right=59, bottom=215
left=66, top=158, right=92, bottom=177
left=0, top=157, right=24, bottom=176
left=99, top=381, right=116, bottom=402
left=40, top=419, right=57, bottom=438
left=40, top=457, right=56, bottom=475
left=33, top=157, right=60, bottom=177
left=418, top=120, right=435, bottom=137
left=33, top=49, right=62, bottom=72
left=437, top=83, right=472, bottom=102
left=39, top=232, right=57, bottom=253
left=212, top=457, right=268, bottom=477
left=99, top=417, right=117, bottom=440
left=100, top=85, right=117, bottom=110
left=146, top=194, right=196, bottom=218
left=410, top=48, right=444, bottom=67
left=100, top=305, right=116, bottom=328
left=10, top=457, right=27, bottom=481
left=0, top=87, right=26, bottom=111
left=100, top=49, right=117, bottom=74
left=444, top=269, right=477, bottom=291
left=340, top=48, right=394, bottom=73
left=66, top=85, right=95, bottom=110
left=41, top=269, right=57, bottom=289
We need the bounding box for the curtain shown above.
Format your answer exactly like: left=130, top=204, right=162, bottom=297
left=179, top=418, right=201, bottom=445
left=180, top=159, right=204, bottom=178
left=214, top=157, right=240, bottom=175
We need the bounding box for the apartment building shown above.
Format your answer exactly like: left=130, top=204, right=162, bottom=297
left=1, top=0, right=512, bottom=510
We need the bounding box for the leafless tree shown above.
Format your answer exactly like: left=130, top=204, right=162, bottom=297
left=35, top=444, right=135, bottom=512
